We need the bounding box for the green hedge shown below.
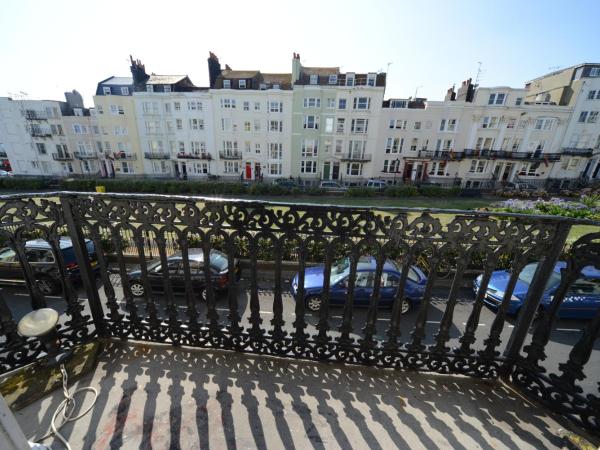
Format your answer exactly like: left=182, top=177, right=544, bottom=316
left=418, top=185, right=461, bottom=197
left=345, top=187, right=376, bottom=197
left=384, top=185, right=419, bottom=197
left=0, top=177, right=53, bottom=190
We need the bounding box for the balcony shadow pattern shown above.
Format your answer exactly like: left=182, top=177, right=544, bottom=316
left=17, top=341, right=567, bottom=449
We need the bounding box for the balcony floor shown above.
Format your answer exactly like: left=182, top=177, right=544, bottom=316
left=15, top=341, right=572, bottom=449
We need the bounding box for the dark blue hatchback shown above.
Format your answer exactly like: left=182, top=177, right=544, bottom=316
left=475, top=262, right=600, bottom=319
left=291, top=256, right=427, bottom=314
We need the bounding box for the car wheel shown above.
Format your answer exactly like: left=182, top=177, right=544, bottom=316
left=130, top=282, right=145, bottom=297
left=306, top=295, right=322, bottom=312
left=400, top=298, right=411, bottom=315
left=37, top=276, right=59, bottom=295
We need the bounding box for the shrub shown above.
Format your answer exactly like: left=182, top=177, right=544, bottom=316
left=0, top=177, right=52, bottom=190
left=345, top=187, right=375, bottom=197
left=384, top=185, right=418, bottom=197
left=418, top=185, right=460, bottom=197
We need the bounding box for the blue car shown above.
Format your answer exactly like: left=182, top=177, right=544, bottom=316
left=291, top=256, right=427, bottom=314
left=474, top=262, right=600, bottom=319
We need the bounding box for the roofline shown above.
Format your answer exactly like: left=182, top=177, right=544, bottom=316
left=525, top=62, right=600, bottom=84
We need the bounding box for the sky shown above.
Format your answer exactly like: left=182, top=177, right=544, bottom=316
left=1, top=0, right=599, bottom=106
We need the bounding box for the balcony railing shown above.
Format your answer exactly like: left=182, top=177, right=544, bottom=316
left=339, top=152, right=372, bottom=162
left=144, top=152, right=170, bottom=160
left=24, top=110, right=47, bottom=120
left=177, top=152, right=212, bottom=160
left=418, top=150, right=465, bottom=160
left=74, top=151, right=98, bottom=160
left=52, top=152, right=73, bottom=161
left=462, top=149, right=562, bottom=161
left=29, top=129, right=52, bottom=138
left=562, top=147, right=594, bottom=157
left=219, top=150, right=243, bottom=160
left=0, top=192, right=599, bottom=437
left=113, top=152, right=137, bottom=160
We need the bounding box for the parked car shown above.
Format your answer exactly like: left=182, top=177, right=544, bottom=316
left=0, top=237, right=98, bottom=295
left=0, top=170, right=13, bottom=177
left=319, top=181, right=347, bottom=193
left=366, top=179, right=388, bottom=191
left=503, top=182, right=538, bottom=192
left=291, top=256, right=427, bottom=314
left=273, top=178, right=299, bottom=189
left=126, top=249, right=240, bottom=299
left=474, top=262, right=600, bottom=319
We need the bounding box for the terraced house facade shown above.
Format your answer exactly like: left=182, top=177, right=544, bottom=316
left=1, top=57, right=599, bottom=189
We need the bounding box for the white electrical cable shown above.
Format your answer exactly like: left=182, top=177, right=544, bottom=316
left=31, top=364, right=98, bottom=450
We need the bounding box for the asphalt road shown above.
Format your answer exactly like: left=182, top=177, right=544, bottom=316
left=2, top=274, right=598, bottom=397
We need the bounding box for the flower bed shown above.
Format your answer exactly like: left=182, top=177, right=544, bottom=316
left=489, top=196, right=600, bottom=220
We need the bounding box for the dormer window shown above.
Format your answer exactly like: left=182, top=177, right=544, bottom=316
left=223, top=79, right=231, bottom=89
left=102, top=87, right=111, bottom=95
left=259, top=83, right=267, bottom=90
left=146, top=85, right=154, bottom=93
left=239, top=79, right=247, bottom=89
left=488, top=93, right=506, bottom=105
left=309, top=74, right=318, bottom=85
left=367, top=73, right=376, bottom=86
left=74, top=108, right=83, bottom=116
left=164, top=85, right=171, bottom=93
left=346, top=73, right=355, bottom=86
left=273, top=84, right=280, bottom=90
left=120, top=87, right=129, bottom=95
left=328, top=75, right=338, bottom=85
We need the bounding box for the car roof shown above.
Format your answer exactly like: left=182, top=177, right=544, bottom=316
left=25, top=237, right=74, bottom=250
left=356, top=256, right=400, bottom=272
left=169, top=248, right=226, bottom=263
left=554, top=261, right=600, bottom=278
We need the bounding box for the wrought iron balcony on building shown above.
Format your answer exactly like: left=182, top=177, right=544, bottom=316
left=51, top=152, right=73, bottom=161
left=562, top=147, right=595, bottom=157
left=339, top=152, right=372, bottom=162
left=144, top=152, right=170, bottom=160
left=462, top=149, right=562, bottom=162
left=74, top=151, right=99, bottom=160
left=113, top=152, right=137, bottom=161
left=177, top=152, right=212, bottom=160
left=0, top=192, right=599, bottom=442
left=219, top=150, right=243, bottom=160
left=417, top=150, right=465, bottom=160
left=29, top=129, right=52, bottom=138
left=24, top=110, right=47, bottom=120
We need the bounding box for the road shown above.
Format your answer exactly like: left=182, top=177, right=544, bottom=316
left=2, top=274, right=598, bottom=396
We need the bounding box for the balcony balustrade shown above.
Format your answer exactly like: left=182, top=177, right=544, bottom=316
left=24, top=110, right=47, bottom=120
left=177, top=152, right=212, bottom=160
left=0, top=192, right=598, bottom=439
left=74, top=151, right=98, bottom=160
left=562, top=147, right=595, bottom=157
left=51, top=152, right=73, bottom=161
left=339, top=152, right=372, bottom=162
left=462, top=149, right=562, bottom=161
left=112, top=152, right=137, bottom=160
left=144, top=152, right=170, bottom=160
left=219, top=150, right=242, bottom=160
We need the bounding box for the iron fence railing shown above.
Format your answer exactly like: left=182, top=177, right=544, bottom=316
left=0, top=192, right=598, bottom=434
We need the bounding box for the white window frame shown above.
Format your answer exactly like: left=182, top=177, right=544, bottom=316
left=102, top=86, right=111, bottom=95
left=223, top=80, right=231, bottom=89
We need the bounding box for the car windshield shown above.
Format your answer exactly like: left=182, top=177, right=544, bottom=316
left=330, top=258, right=350, bottom=285
left=210, top=251, right=229, bottom=272
left=518, top=263, right=562, bottom=289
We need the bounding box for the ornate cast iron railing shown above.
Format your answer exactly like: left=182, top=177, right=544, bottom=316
left=0, top=192, right=598, bottom=434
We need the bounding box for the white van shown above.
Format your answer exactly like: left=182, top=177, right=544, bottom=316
left=366, top=179, right=387, bottom=190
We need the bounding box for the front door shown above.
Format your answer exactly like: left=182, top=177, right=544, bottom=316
left=403, top=162, right=413, bottom=181
left=323, top=161, right=331, bottom=180
left=255, top=163, right=261, bottom=180
left=332, top=162, right=340, bottom=180
left=502, top=163, right=513, bottom=181
left=245, top=162, right=252, bottom=180
left=493, top=163, right=502, bottom=179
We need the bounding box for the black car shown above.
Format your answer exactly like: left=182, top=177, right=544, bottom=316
left=126, top=249, right=240, bottom=299
left=273, top=178, right=299, bottom=189
left=0, top=237, right=98, bottom=295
